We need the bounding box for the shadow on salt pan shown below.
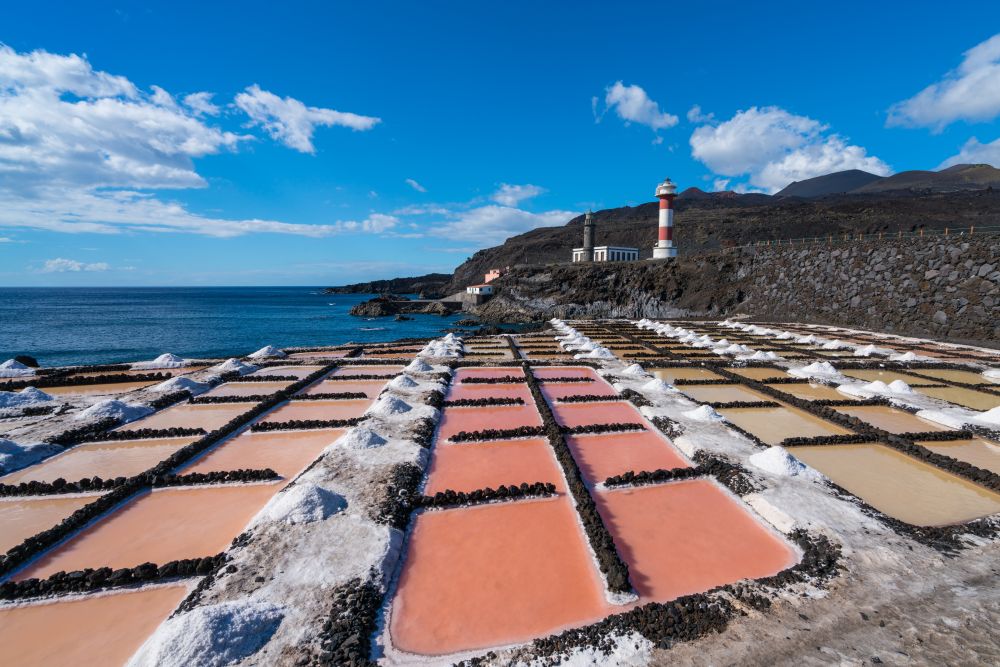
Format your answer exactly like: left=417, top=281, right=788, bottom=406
left=128, top=600, right=284, bottom=667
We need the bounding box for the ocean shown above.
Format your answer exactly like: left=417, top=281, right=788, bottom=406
left=0, top=287, right=465, bottom=367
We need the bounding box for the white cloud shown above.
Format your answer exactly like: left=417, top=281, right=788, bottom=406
left=426, top=205, right=576, bottom=245
left=600, top=81, right=678, bottom=132
left=712, top=178, right=730, bottom=192
left=888, top=33, right=1000, bottom=130
left=183, top=92, right=220, bottom=116
left=235, top=84, right=380, bottom=153
left=0, top=236, right=13, bottom=242
left=0, top=46, right=385, bottom=238
left=41, top=257, right=110, bottom=272
left=491, top=183, right=545, bottom=206
left=687, top=105, right=714, bottom=124
left=690, top=106, right=891, bottom=193
left=938, top=136, right=1000, bottom=168
left=404, top=178, right=427, bottom=193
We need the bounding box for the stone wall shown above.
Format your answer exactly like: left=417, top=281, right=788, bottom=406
left=476, top=235, right=999, bottom=346
left=736, top=236, right=998, bottom=344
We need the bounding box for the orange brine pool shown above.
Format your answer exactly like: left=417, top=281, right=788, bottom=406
left=566, top=431, right=689, bottom=484
left=0, top=495, right=96, bottom=552
left=680, top=384, right=770, bottom=404
left=182, top=429, right=343, bottom=479
left=42, top=381, right=160, bottom=396
left=0, top=585, right=189, bottom=667
left=425, top=438, right=564, bottom=494
left=790, top=444, right=1000, bottom=526
left=649, top=367, right=724, bottom=383
left=765, top=382, right=845, bottom=402
left=118, top=402, right=256, bottom=432
left=718, top=406, right=851, bottom=446
left=258, top=399, right=373, bottom=423
left=438, top=404, right=542, bottom=441
left=16, top=484, right=278, bottom=579
left=204, top=381, right=293, bottom=397
left=915, top=437, right=1000, bottom=476
left=250, top=365, right=324, bottom=379
left=595, top=480, right=797, bottom=602
left=833, top=405, right=953, bottom=434
left=389, top=497, right=611, bottom=656
left=1, top=437, right=197, bottom=485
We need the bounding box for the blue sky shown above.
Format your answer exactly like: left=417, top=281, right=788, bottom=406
left=2, top=1, right=1000, bottom=286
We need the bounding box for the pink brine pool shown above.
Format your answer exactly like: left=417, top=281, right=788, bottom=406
left=550, top=401, right=645, bottom=428
left=390, top=497, right=611, bottom=656
left=445, top=382, right=533, bottom=402
left=454, top=367, right=524, bottom=381
left=533, top=366, right=601, bottom=381
left=566, top=431, right=690, bottom=484
left=540, top=382, right=617, bottom=401
left=595, top=480, right=797, bottom=602
left=117, top=402, right=256, bottom=432
left=437, top=404, right=542, bottom=441
left=425, top=438, right=564, bottom=494
left=259, top=399, right=373, bottom=423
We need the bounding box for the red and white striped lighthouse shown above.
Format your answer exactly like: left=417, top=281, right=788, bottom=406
left=652, top=177, right=678, bottom=259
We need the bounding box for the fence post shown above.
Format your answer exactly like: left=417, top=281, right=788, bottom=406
left=920, top=228, right=924, bottom=237
left=945, top=227, right=949, bottom=236
left=970, top=225, right=975, bottom=235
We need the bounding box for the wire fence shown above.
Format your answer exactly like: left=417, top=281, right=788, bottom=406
left=720, top=224, right=1000, bottom=252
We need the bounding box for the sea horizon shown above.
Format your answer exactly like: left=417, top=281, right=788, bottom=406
left=0, top=286, right=462, bottom=367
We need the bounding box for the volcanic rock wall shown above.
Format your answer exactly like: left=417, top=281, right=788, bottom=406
left=475, top=236, right=1000, bottom=346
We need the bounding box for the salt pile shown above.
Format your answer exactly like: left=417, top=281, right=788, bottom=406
left=211, top=358, right=258, bottom=375
left=132, top=353, right=189, bottom=370
left=737, top=350, right=781, bottom=362
left=575, top=346, right=615, bottom=360
left=0, top=359, right=35, bottom=378
left=641, top=378, right=676, bottom=394
left=0, top=439, right=61, bottom=474
left=337, top=426, right=388, bottom=449
left=683, top=405, right=725, bottom=422
left=249, top=345, right=287, bottom=360
left=982, top=369, right=1000, bottom=383
left=127, top=600, right=284, bottom=667
left=795, top=334, right=822, bottom=344
left=838, top=380, right=913, bottom=398
left=748, top=446, right=814, bottom=478
left=853, top=344, right=892, bottom=357
left=388, top=374, right=420, bottom=390
left=620, top=364, right=650, bottom=378
left=890, top=351, right=928, bottom=362
left=253, top=483, right=347, bottom=526
left=787, top=361, right=845, bottom=382
left=715, top=343, right=752, bottom=355
left=149, top=377, right=209, bottom=396
left=366, top=395, right=412, bottom=417
left=973, top=406, right=1000, bottom=427
left=0, top=386, right=53, bottom=409
left=405, top=359, right=434, bottom=373
left=75, top=399, right=153, bottom=423
left=821, top=339, right=849, bottom=350
left=775, top=331, right=794, bottom=340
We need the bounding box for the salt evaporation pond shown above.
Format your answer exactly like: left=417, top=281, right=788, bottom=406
left=834, top=405, right=952, bottom=434
left=437, top=404, right=542, bottom=441
left=249, top=365, right=324, bottom=379
left=917, top=386, right=1000, bottom=411
left=550, top=401, right=645, bottom=428
left=0, top=585, right=188, bottom=666
left=0, top=436, right=197, bottom=485
left=118, top=402, right=256, bottom=432
left=595, top=479, right=797, bottom=601
left=790, top=444, right=1000, bottom=525
left=424, top=438, right=564, bottom=495
left=680, top=384, right=771, bottom=404
left=300, top=379, right=387, bottom=397
left=259, top=399, right=374, bottom=423
left=390, top=497, right=611, bottom=656
left=42, top=380, right=160, bottom=396
left=445, top=382, right=534, bottom=402
left=0, top=495, right=96, bottom=552
left=719, top=406, right=851, bottom=445
left=765, top=382, right=845, bottom=402
left=183, top=429, right=344, bottom=479
left=649, top=367, right=724, bottom=383
left=916, top=437, right=1000, bottom=475
left=204, top=381, right=293, bottom=397
left=566, top=431, right=690, bottom=484
left=17, top=484, right=278, bottom=579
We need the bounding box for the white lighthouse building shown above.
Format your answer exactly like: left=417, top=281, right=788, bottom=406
left=652, top=177, right=678, bottom=259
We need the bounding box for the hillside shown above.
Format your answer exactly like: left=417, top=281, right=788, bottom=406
left=853, top=163, right=1000, bottom=194
left=444, top=187, right=1000, bottom=292
left=776, top=169, right=884, bottom=197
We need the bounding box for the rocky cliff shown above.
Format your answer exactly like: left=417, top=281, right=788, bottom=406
left=474, top=235, right=1000, bottom=347
left=446, top=188, right=1000, bottom=293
